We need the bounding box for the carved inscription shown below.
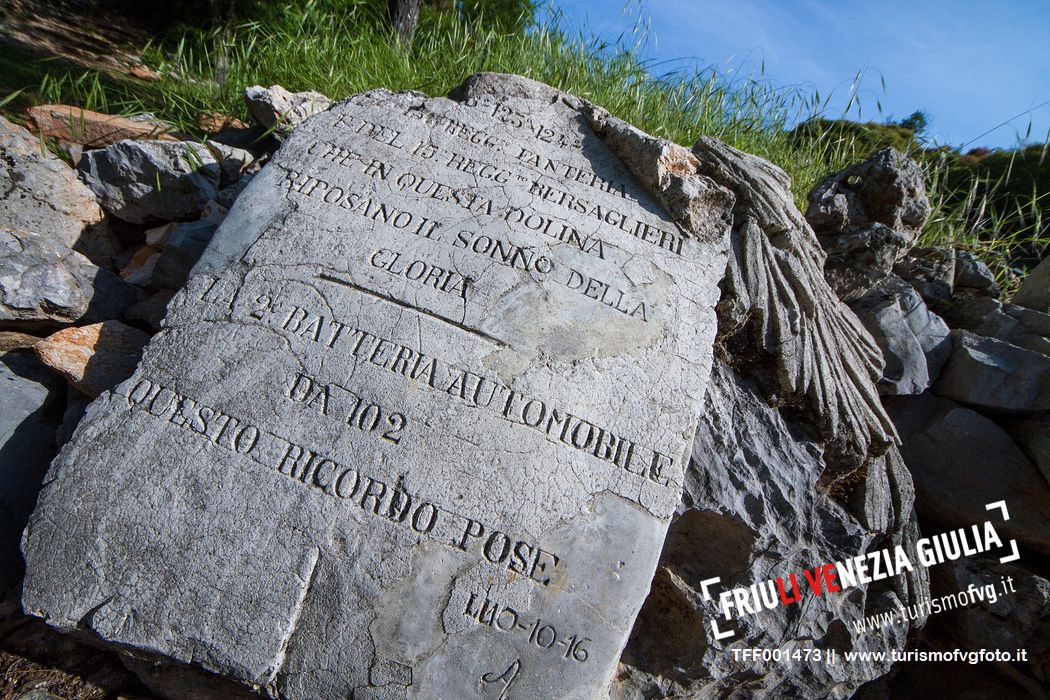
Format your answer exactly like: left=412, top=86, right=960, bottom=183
left=332, top=107, right=686, bottom=256
left=218, top=286, right=679, bottom=489
left=464, top=592, right=591, bottom=663
left=119, top=377, right=564, bottom=587
left=280, top=106, right=685, bottom=326
left=480, top=659, right=521, bottom=700
left=287, top=373, right=408, bottom=445
left=22, top=79, right=727, bottom=700
left=281, top=166, right=610, bottom=260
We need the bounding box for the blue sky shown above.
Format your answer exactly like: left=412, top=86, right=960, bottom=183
left=536, top=0, right=1050, bottom=149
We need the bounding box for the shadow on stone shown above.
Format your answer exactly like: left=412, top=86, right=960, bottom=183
left=0, top=351, right=63, bottom=592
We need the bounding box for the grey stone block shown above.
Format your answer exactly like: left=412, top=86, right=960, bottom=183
left=22, top=73, right=734, bottom=699
left=77, top=139, right=220, bottom=224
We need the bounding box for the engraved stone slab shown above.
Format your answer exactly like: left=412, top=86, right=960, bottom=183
left=22, top=74, right=730, bottom=699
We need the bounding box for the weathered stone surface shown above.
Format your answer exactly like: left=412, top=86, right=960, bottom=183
left=15, top=691, right=65, bottom=700
left=818, top=222, right=913, bottom=302
left=1, top=116, right=103, bottom=247
left=152, top=218, right=222, bottom=290
left=806, top=147, right=930, bottom=240
left=930, top=556, right=1050, bottom=687
left=933, top=329, right=1050, bottom=412
left=217, top=174, right=256, bottom=210
left=0, top=351, right=63, bottom=591
left=119, top=243, right=162, bottom=287
left=0, top=225, right=141, bottom=331
left=76, top=139, right=220, bottom=224
left=615, top=360, right=926, bottom=698
left=23, top=73, right=732, bottom=698
left=0, top=606, right=139, bottom=698
left=894, top=246, right=955, bottom=308
left=1013, top=255, right=1050, bottom=313
left=690, top=137, right=895, bottom=468
left=0, top=331, right=40, bottom=352
left=70, top=218, right=125, bottom=269
left=851, top=275, right=951, bottom=394
left=954, top=250, right=999, bottom=296
left=1002, top=415, right=1050, bottom=484
left=206, top=140, right=258, bottom=187
left=806, top=149, right=930, bottom=303
left=615, top=134, right=928, bottom=698
left=125, top=289, right=176, bottom=331
left=244, top=84, right=333, bottom=133
left=56, top=389, right=92, bottom=447
left=209, top=124, right=274, bottom=158
left=887, top=392, right=1050, bottom=554
left=34, top=320, right=150, bottom=397
left=873, top=659, right=1037, bottom=699
left=197, top=111, right=250, bottom=135
left=27, top=104, right=181, bottom=147
left=945, top=296, right=1050, bottom=357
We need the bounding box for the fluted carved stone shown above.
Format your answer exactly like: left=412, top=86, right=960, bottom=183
left=691, top=137, right=897, bottom=470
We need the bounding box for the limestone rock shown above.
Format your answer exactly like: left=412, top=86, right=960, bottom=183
left=23, top=73, right=732, bottom=699
left=1, top=116, right=103, bottom=247
left=894, top=246, right=955, bottom=308
left=850, top=275, right=951, bottom=394
left=209, top=124, right=274, bottom=158
left=954, top=250, right=999, bottom=296
left=615, top=134, right=928, bottom=698
left=615, top=360, right=926, bottom=698
left=806, top=147, right=930, bottom=240
left=206, top=140, right=258, bottom=187
left=1013, top=256, right=1050, bottom=313
left=933, top=329, right=1050, bottom=412
left=152, top=218, right=222, bottom=290
left=197, top=112, right=249, bottom=135
left=931, top=556, right=1050, bottom=686
left=119, top=243, right=163, bottom=287
left=125, top=289, right=176, bottom=331
left=76, top=139, right=220, bottom=224
left=70, top=218, right=125, bottom=269
left=689, top=136, right=895, bottom=468
left=820, top=222, right=915, bottom=302
left=0, top=609, right=138, bottom=697
left=877, top=659, right=1039, bottom=699
left=244, top=84, right=333, bottom=133
left=27, top=104, right=181, bottom=148
left=0, top=225, right=141, bottom=331
left=806, top=148, right=930, bottom=301
left=15, top=691, right=65, bottom=700
left=34, top=320, right=150, bottom=397
left=217, top=174, right=255, bottom=210
left=0, top=331, right=40, bottom=352
left=944, top=296, right=1050, bottom=357
left=56, top=389, right=92, bottom=447
left=887, top=392, right=1050, bottom=554
left=1002, top=415, right=1050, bottom=484
left=0, top=351, right=63, bottom=590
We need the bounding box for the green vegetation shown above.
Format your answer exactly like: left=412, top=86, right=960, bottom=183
left=920, top=144, right=1048, bottom=287
left=2, top=0, right=1046, bottom=289
left=790, top=119, right=920, bottom=161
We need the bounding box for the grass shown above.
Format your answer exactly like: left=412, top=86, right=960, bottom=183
left=2, top=0, right=1047, bottom=288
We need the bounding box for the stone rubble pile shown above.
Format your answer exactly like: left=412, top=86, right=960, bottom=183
left=0, top=103, right=273, bottom=686
left=804, top=148, right=1050, bottom=694
left=0, top=81, right=1045, bottom=699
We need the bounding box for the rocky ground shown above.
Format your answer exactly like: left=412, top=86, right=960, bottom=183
left=0, top=54, right=1047, bottom=700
